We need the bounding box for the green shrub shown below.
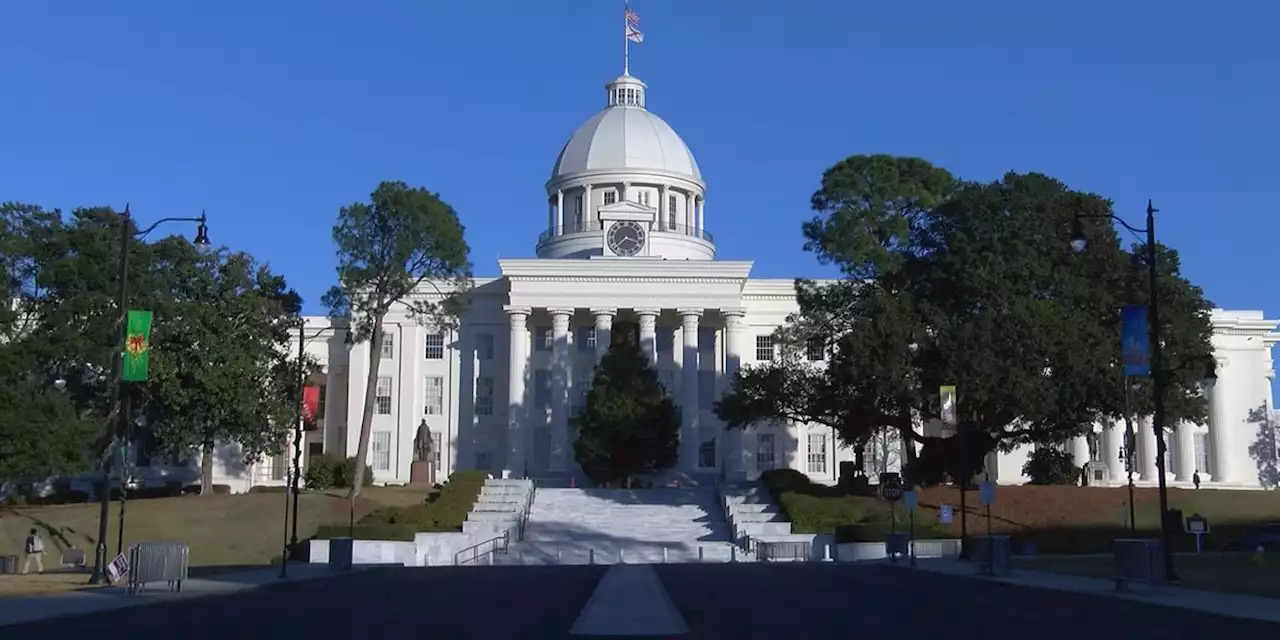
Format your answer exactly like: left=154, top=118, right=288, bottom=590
left=354, top=469, right=486, bottom=533
left=249, top=485, right=289, bottom=494
left=314, top=523, right=416, bottom=541
left=304, top=453, right=342, bottom=489
left=833, top=520, right=954, bottom=543
left=212, top=484, right=231, bottom=494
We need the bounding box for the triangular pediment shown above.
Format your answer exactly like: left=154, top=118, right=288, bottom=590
left=598, top=200, right=656, bottom=215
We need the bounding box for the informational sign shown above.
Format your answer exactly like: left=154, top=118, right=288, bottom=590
left=939, top=385, right=957, bottom=427
left=903, top=490, right=918, bottom=510
left=105, top=553, right=130, bottom=584
left=978, top=481, right=996, bottom=507
left=1184, top=513, right=1210, bottom=554
left=939, top=504, right=954, bottom=524
left=1121, top=306, right=1151, bottom=377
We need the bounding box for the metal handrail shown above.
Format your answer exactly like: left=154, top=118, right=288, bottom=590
left=454, top=529, right=510, bottom=566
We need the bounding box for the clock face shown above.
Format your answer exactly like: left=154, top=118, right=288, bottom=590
left=607, top=221, right=646, bottom=257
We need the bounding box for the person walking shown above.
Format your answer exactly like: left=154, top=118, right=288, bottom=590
left=22, top=528, right=45, bottom=575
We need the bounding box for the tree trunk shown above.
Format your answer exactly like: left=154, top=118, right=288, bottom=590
left=348, top=317, right=386, bottom=502
left=199, top=441, right=214, bottom=496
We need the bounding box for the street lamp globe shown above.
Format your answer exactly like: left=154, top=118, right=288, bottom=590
left=1069, top=220, right=1088, bottom=253
left=53, top=378, right=67, bottom=391
left=193, top=212, right=212, bottom=254
left=343, top=331, right=355, bottom=348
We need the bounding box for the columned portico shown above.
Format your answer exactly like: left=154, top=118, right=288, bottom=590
left=1208, top=377, right=1234, bottom=483
left=678, top=308, right=702, bottom=473
left=505, top=305, right=531, bottom=476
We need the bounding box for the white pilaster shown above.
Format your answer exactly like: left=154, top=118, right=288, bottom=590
left=1209, top=376, right=1233, bottom=483
left=548, top=307, right=573, bottom=473
left=1175, top=421, right=1197, bottom=481
left=722, top=308, right=749, bottom=481
left=505, top=306, right=530, bottom=477
left=591, top=308, right=616, bottom=362
left=636, top=308, right=660, bottom=365
left=678, top=308, right=702, bottom=472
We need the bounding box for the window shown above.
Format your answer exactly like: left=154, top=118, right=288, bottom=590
left=424, top=376, right=444, bottom=415
left=638, top=191, right=650, bottom=206
left=668, top=194, right=678, bottom=228
left=699, top=436, right=716, bottom=468
left=425, top=333, right=445, bottom=359
left=574, top=196, right=584, bottom=231
left=699, top=370, right=715, bottom=410
left=475, top=451, right=492, bottom=470
left=577, top=327, right=596, bottom=353
left=1194, top=433, right=1209, bottom=474
left=381, top=333, right=395, bottom=359
left=756, top=335, right=775, bottom=361
left=805, top=338, right=825, bottom=361
left=573, top=374, right=592, bottom=408
left=375, top=377, right=393, bottom=415
left=656, top=329, right=673, bottom=355
left=431, top=431, right=442, bottom=470
left=534, top=369, right=551, bottom=409
left=807, top=433, right=827, bottom=474
left=604, top=191, right=617, bottom=205
left=534, top=326, right=553, bottom=352
left=371, top=432, right=391, bottom=471
left=757, top=433, right=776, bottom=471
left=317, top=384, right=327, bottom=418
left=475, top=333, right=495, bottom=361
left=475, top=376, right=494, bottom=416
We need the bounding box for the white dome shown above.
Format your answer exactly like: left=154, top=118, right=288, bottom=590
left=550, top=74, right=701, bottom=182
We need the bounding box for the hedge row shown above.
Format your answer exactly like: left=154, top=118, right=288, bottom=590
left=759, top=468, right=952, bottom=542
left=354, top=469, right=490, bottom=534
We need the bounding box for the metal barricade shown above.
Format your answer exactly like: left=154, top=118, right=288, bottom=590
left=127, top=541, right=190, bottom=595
left=971, top=535, right=1012, bottom=576
left=1112, top=538, right=1165, bottom=592
left=0, top=555, right=17, bottom=575
left=755, top=540, right=811, bottom=562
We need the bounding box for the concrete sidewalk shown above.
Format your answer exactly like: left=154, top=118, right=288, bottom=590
left=904, top=557, right=1280, bottom=624
left=0, top=564, right=386, bottom=628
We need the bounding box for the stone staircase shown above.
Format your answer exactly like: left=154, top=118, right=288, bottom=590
left=461, top=478, right=535, bottom=541
left=721, top=483, right=794, bottom=544
left=494, top=487, right=741, bottom=564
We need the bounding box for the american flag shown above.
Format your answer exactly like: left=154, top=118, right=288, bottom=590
left=625, top=7, right=643, bottom=43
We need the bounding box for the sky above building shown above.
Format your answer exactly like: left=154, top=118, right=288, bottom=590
left=1, top=0, right=1275, bottom=326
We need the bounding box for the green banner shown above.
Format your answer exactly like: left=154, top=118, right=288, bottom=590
left=122, top=310, right=153, bottom=382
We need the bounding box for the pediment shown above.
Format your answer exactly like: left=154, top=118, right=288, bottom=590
left=598, top=199, right=656, bottom=223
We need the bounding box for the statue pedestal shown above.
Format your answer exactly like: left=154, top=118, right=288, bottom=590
left=410, top=461, right=435, bottom=486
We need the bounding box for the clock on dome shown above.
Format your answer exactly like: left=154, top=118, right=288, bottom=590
left=607, top=221, right=646, bottom=257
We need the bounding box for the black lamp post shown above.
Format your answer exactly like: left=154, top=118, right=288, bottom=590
left=89, top=206, right=210, bottom=586
left=279, top=325, right=354, bottom=578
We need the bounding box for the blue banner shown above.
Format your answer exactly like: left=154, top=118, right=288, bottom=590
left=1121, top=306, right=1151, bottom=377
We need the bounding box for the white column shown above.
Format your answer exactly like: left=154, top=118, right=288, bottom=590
left=591, top=307, right=616, bottom=362
left=636, top=308, right=660, bottom=365
left=1103, top=423, right=1125, bottom=484
left=722, top=308, right=749, bottom=481
left=505, top=306, right=530, bottom=477
left=685, top=193, right=693, bottom=231
left=1209, top=377, right=1233, bottom=483
left=555, top=190, right=564, bottom=236
left=695, top=197, right=704, bottom=238
left=1071, top=435, right=1090, bottom=469
left=678, top=308, right=702, bottom=472
left=1136, top=416, right=1158, bottom=481
left=548, top=307, right=573, bottom=473
left=584, top=184, right=594, bottom=227
left=658, top=186, right=668, bottom=230
left=1175, top=421, right=1197, bottom=481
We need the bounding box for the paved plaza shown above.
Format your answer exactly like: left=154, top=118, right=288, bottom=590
left=4, top=563, right=1278, bottom=638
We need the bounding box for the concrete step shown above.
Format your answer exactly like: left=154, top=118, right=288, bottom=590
left=490, top=541, right=748, bottom=565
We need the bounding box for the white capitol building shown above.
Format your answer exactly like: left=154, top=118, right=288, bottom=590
left=217, top=69, right=1280, bottom=493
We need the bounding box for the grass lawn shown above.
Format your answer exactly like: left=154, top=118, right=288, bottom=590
left=1013, top=552, right=1280, bottom=599
left=0, top=485, right=431, bottom=597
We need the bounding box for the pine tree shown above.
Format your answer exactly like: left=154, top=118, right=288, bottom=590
left=572, top=326, right=680, bottom=487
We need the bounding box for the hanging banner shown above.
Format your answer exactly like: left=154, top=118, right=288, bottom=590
left=1121, top=306, right=1151, bottom=377
left=121, top=310, right=153, bottom=382
left=302, top=386, right=321, bottom=430
left=939, top=385, right=957, bottom=428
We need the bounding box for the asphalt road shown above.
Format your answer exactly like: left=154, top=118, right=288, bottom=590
left=7, top=564, right=1279, bottom=639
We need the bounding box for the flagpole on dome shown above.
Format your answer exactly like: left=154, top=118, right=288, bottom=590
left=624, top=1, right=630, bottom=75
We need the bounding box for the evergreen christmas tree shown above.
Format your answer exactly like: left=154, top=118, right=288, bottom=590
left=572, top=325, right=680, bottom=487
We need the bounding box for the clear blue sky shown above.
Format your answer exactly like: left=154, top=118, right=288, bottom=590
left=2, top=1, right=1276, bottom=326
